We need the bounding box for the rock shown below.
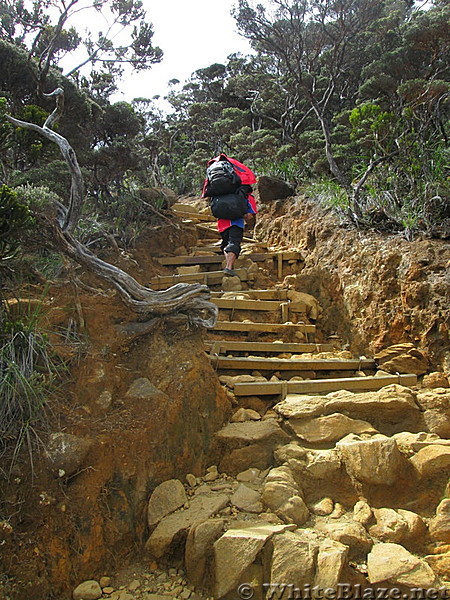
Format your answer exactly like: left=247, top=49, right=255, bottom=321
left=417, top=388, right=450, bottom=437
left=288, top=413, right=377, bottom=443
left=330, top=503, right=346, bottom=519
left=145, top=493, right=229, bottom=558
left=221, top=276, right=243, bottom=291
left=369, top=508, right=426, bottom=545
left=317, top=522, right=373, bottom=558
left=303, top=449, right=342, bottom=479
left=274, top=442, right=307, bottom=464
left=231, top=408, right=261, bottom=422
left=45, top=432, right=93, bottom=478
left=147, top=479, right=188, bottom=527
left=314, top=539, right=348, bottom=589
left=410, top=445, right=450, bottom=478
left=423, top=373, right=450, bottom=388
left=429, top=499, right=450, bottom=543
left=353, top=500, right=373, bottom=525
left=367, top=542, right=438, bottom=587
left=73, top=580, right=102, bottom=600
left=374, top=343, right=429, bottom=375
left=186, top=474, right=197, bottom=487
left=286, top=290, right=321, bottom=321
left=274, top=385, right=422, bottom=434
left=236, top=468, right=261, bottom=483
left=230, top=484, right=263, bottom=513
left=214, top=523, right=294, bottom=598
left=125, top=377, right=162, bottom=398
left=185, top=519, right=225, bottom=588
left=276, top=495, right=309, bottom=526
left=311, top=498, right=334, bottom=516
left=336, top=434, right=404, bottom=485
left=215, top=421, right=287, bottom=446
left=204, top=465, right=219, bottom=482
left=270, top=531, right=318, bottom=589
left=99, top=577, right=111, bottom=588
left=176, top=265, right=201, bottom=275
left=261, top=466, right=300, bottom=513
left=425, top=551, right=450, bottom=579
left=257, top=176, right=296, bottom=202
left=96, top=390, right=112, bottom=412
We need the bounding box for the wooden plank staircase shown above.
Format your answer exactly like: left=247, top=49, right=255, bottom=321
left=161, top=204, right=418, bottom=400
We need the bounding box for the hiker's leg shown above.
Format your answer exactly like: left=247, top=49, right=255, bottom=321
left=223, top=225, right=243, bottom=270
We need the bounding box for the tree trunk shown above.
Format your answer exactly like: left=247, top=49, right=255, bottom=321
left=6, top=89, right=218, bottom=329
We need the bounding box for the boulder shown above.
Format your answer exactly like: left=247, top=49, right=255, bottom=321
left=73, top=580, right=102, bottom=600
left=417, top=388, right=450, bottom=438
left=257, top=176, right=295, bottom=202
left=317, top=521, right=373, bottom=558
left=185, top=519, right=225, bottom=588
left=270, top=531, right=318, bottom=588
left=145, top=493, right=229, bottom=558
left=367, top=542, right=438, bottom=588
left=369, top=508, right=426, bottom=546
left=410, top=444, right=450, bottom=478
left=336, top=434, right=404, bottom=486
left=314, top=539, right=348, bottom=589
left=374, top=343, right=429, bottom=375
left=276, top=496, right=310, bottom=526
left=288, top=413, right=377, bottom=444
left=303, top=449, right=342, bottom=479
left=147, top=479, right=187, bottom=527
left=231, top=408, right=262, bottom=422
left=311, top=498, right=335, bottom=517
left=422, top=373, right=450, bottom=388
left=274, top=385, right=422, bottom=434
left=230, top=484, right=263, bottom=513
left=353, top=500, right=373, bottom=525
left=214, top=523, right=294, bottom=598
left=429, top=499, right=450, bottom=543
left=45, top=432, right=93, bottom=478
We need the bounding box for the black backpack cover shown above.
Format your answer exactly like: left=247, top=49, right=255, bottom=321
left=206, top=160, right=241, bottom=196
left=210, top=188, right=249, bottom=220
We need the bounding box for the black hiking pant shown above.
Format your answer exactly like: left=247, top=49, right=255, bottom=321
left=220, top=225, right=243, bottom=258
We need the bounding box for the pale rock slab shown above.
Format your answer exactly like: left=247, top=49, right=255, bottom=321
left=147, top=479, right=187, bottom=526
left=336, top=434, right=404, bottom=485
left=185, top=518, right=225, bottom=588
left=316, top=521, right=373, bottom=557
left=145, top=493, right=229, bottom=558
left=73, top=580, right=102, bottom=600
left=276, top=495, right=310, bottom=526
left=230, top=484, right=263, bottom=513
left=314, top=538, right=349, bottom=589
left=311, top=498, right=335, bottom=516
left=367, top=542, right=438, bottom=588
left=215, top=420, right=290, bottom=447
left=274, top=385, right=421, bottom=433
left=270, top=531, right=318, bottom=588
left=369, top=508, right=426, bottom=545
left=214, top=524, right=294, bottom=598
left=231, top=408, right=262, bottom=422
left=429, top=499, right=450, bottom=543
left=374, top=343, right=429, bottom=375
left=410, top=444, right=450, bottom=478
left=353, top=500, right=373, bottom=525
left=288, top=413, right=377, bottom=443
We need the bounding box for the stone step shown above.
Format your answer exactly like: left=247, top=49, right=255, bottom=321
left=211, top=356, right=376, bottom=371
left=157, top=251, right=302, bottom=266
left=212, top=321, right=316, bottom=334
left=149, top=269, right=249, bottom=290
left=205, top=340, right=334, bottom=354
left=232, top=373, right=418, bottom=397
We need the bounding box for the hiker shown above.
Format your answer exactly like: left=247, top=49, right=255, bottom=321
left=201, top=153, right=257, bottom=277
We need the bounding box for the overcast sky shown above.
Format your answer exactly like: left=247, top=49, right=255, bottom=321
left=110, top=0, right=255, bottom=103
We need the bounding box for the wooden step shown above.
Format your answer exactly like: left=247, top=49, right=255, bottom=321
left=211, top=289, right=289, bottom=300
left=205, top=341, right=334, bottom=354
left=212, top=321, right=316, bottom=334
left=149, top=269, right=249, bottom=290
left=157, top=251, right=302, bottom=267
left=232, top=374, right=418, bottom=396
left=212, top=298, right=285, bottom=312
left=211, top=356, right=376, bottom=371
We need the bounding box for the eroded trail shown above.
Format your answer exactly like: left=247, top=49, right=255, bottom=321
left=80, top=200, right=450, bottom=600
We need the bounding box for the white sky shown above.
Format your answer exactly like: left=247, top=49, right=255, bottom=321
left=110, top=0, right=255, bottom=103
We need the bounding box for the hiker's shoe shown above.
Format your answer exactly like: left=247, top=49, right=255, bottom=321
left=223, top=268, right=238, bottom=277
